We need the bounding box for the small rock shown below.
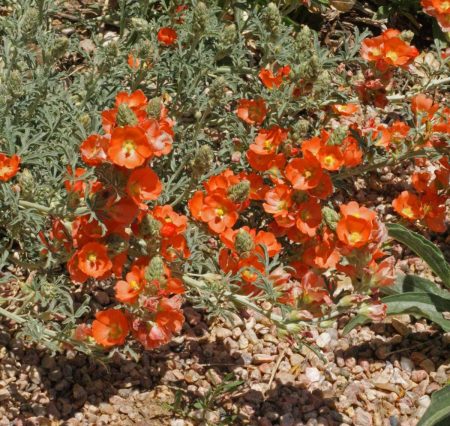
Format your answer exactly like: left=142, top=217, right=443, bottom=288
left=93, top=290, right=110, bottom=305
left=280, top=412, right=294, bottom=426
left=185, top=370, right=200, bottom=384
left=253, top=354, right=276, bottom=364
left=215, top=327, right=232, bottom=339
left=419, top=359, right=435, bottom=373
left=411, top=369, right=428, bottom=383
left=305, top=367, right=323, bottom=383
left=400, top=357, right=414, bottom=373
left=276, top=372, right=295, bottom=386
left=391, top=318, right=409, bottom=336
left=72, top=384, right=87, bottom=401
left=0, top=389, right=10, bottom=402
left=353, top=407, right=373, bottom=426
left=418, top=395, right=431, bottom=408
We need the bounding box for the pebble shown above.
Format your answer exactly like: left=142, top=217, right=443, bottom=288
left=253, top=354, right=276, bottom=364
left=400, top=357, right=414, bottom=373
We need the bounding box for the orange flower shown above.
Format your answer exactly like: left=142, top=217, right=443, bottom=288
left=80, top=134, right=109, bottom=166
left=108, top=126, right=152, bottom=168
left=337, top=215, right=372, bottom=248
left=361, top=29, right=418, bottom=68
left=188, top=191, right=238, bottom=233
left=236, top=99, right=267, bottom=125
left=422, top=0, right=450, bottom=31
left=77, top=242, right=112, bottom=278
left=127, top=167, right=162, bottom=208
left=340, top=201, right=377, bottom=223
left=141, top=119, right=173, bottom=157
left=72, top=215, right=104, bottom=248
left=412, top=172, right=432, bottom=193
left=421, top=192, right=447, bottom=232
left=303, top=232, right=340, bottom=270
left=0, top=153, right=20, bottom=181
left=115, top=89, right=148, bottom=110
left=157, top=27, right=178, bottom=45
left=295, top=198, right=322, bottom=237
left=161, top=234, right=190, bottom=261
left=317, top=146, right=344, bottom=171
left=249, top=126, right=288, bottom=156
left=331, top=104, right=360, bottom=116
left=258, top=65, right=291, bottom=89
left=155, top=297, right=185, bottom=334
left=220, top=227, right=281, bottom=257
left=263, top=185, right=295, bottom=227
left=307, top=173, right=334, bottom=199
left=392, top=191, right=423, bottom=220
left=153, top=205, right=187, bottom=237
left=411, top=94, right=439, bottom=124
left=285, top=153, right=323, bottom=190
left=64, top=166, right=87, bottom=196
left=127, top=53, right=140, bottom=69
left=115, top=266, right=146, bottom=304
left=341, top=136, right=363, bottom=167
left=92, top=309, right=129, bottom=347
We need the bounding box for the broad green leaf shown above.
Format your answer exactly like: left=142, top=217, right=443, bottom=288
left=418, top=385, right=450, bottom=426
left=383, top=292, right=450, bottom=331
left=387, top=223, right=450, bottom=289
left=382, top=274, right=450, bottom=300
left=343, top=314, right=370, bottom=335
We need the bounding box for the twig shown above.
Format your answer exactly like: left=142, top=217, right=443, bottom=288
left=266, top=347, right=287, bottom=395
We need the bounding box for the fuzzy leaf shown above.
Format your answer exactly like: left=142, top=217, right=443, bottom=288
left=387, top=223, right=450, bottom=289
left=382, top=274, right=450, bottom=300
left=342, top=314, right=370, bottom=335
left=417, top=385, right=450, bottom=426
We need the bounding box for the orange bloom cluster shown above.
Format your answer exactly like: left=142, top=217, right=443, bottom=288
left=360, top=29, right=419, bottom=69
left=393, top=163, right=449, bottom=232
left=38, top=90, right=190, bottom=350
left=0, top=153, right=20, bottom=182
left=422, top=0, right=450, bottom=31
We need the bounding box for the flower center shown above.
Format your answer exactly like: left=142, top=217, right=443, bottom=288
left=88, top=253, right=97, bottom=263
left=264, top=140, right=273, bottom=150
left=402, top=207, right=414, bottom=218
left=123, top=140, right=136, bottom=155
left=324, top=155, right=335, bottom=167
left=385, top=50, right=398, bottom=62
left=215, top=208, right=225, bottom=217
left=130, top=280, right=140, bottom=290
left=349, top=232, right=362, bottom=244
left=109, top=324, right=123, bottom=339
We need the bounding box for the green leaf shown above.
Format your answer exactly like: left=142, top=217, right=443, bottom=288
left=383, top=292, right=450, bottom=331
left=383, top=274, right=450, bottom=300
left=418, top=385, right=450, bottom=426
left=342, top=314, right=370, bottom=335
left=387, top=223, right=450, bottom=289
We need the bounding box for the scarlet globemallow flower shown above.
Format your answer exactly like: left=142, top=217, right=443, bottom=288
left=76, top=242, right=112, bottom=278
left=317, top=146, right=344, bottom=171
left=80, top=134, right=109, bottom=166
left=152, top=205, right=188, bottom=237
left=285, top=153, right=324, bottom=190
left=249, top=126, right=288, bottom=156
left=0, top=153, right=20, bottom=181
left=127, top=167, right=163, bottom=209
left=236, top=99, right=267, bottom=125
left=295, top=198, right=323, bottom=237
left=412, top=172, right=432, bottom=193
left=411, top=94, right=439, bottom=124
left=157, top=27, right=178, bottom=45
left=115, top=266, right=146, bottom=304
left=337, top=215, right=372, bottom=248
left=421, top=0, right=450, bottom=31
left=108, top=126, right=152, bottom=169
left=263, top=185, right=295, bottom=227
left=331, top=104, right=359, bottom=116
left=155, top=297, right=185, bottom=334
left=421, top=192, right=447, bottom=232
left=259, top=65, right=291, bottom=89
left=188, top=191, right=238, bottom=233
left=92, top=309, right=129, bottom=347
left=392, top=191, right=423, bottom=220
left=115, top=89, right=148, bottom=110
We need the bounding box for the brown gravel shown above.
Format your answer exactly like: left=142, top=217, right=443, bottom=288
left=1, top=299, right=449, bottom=426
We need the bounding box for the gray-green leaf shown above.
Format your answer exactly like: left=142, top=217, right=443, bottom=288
left=418, top=385, right=450, bottom=426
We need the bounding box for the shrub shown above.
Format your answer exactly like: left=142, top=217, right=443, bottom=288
left=0, top=0, right=448, bottom=363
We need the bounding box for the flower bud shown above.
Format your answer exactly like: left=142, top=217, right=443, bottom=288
left=208, top=77, right=226, bottom=106
left=234, top=229, right=254, bottom=255
left=328, top=126, right=348, bottom=146
left=116, top=103, right=138, bottom=126
left=223, top=24, right=237, bottom=46
left=193, top=2, right=209, bottom=34
left=50, top=37, right=68, bottom=59
left=145, top=255, right=165, bottom=281
left=314, top=71, right=331, bottom=97
left=79, top=113, right=91, bottom=130
left=295, top=25, right=313, bottom=51
left=292, top=119, right=310, bottom=139
left=227, top=180, right=250, bottom=203
left=21, top=8, right=39, bottom=37
left=7, top=70, right=24, bottom=98
left=139, top=214, right=162, bottom=239
left=191, top=145, right=214, bottom=178
left=299, top=54, right=320, bottom=81
left=358, top=302, right=387, bottom=322
left=146, top=97, right=162, bottom=119
left=322, top=206, right=340, bottom=230
left=18, top=169, right=34, bottom=200
left=262, top=3, right=281, bottom=37
left=399, top=30, right=414, bottom=44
